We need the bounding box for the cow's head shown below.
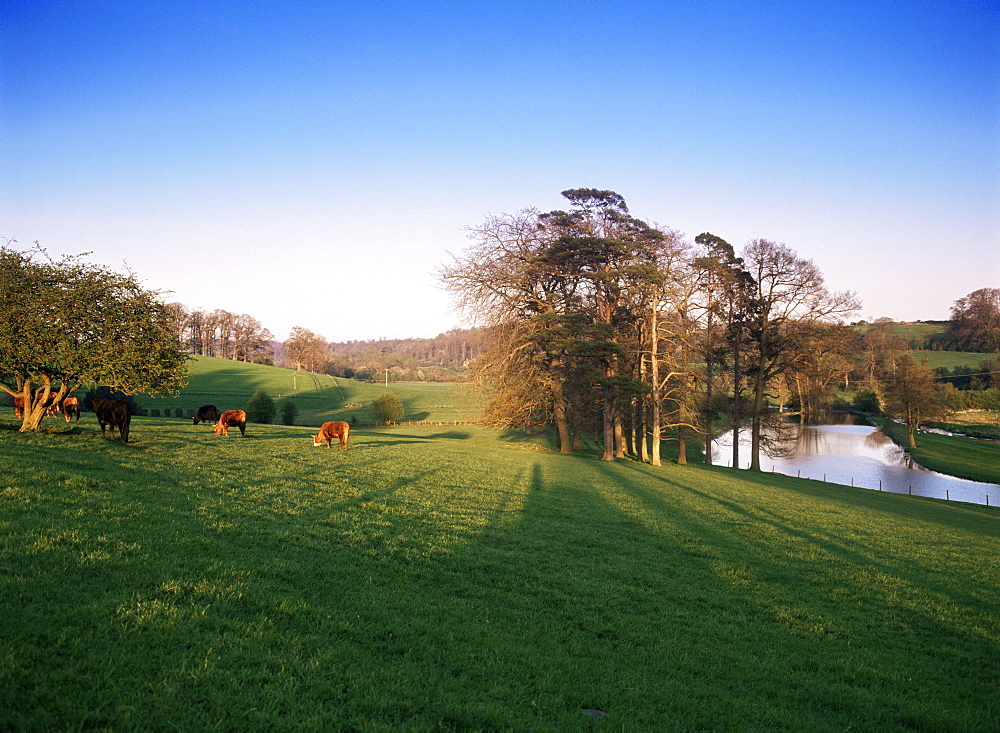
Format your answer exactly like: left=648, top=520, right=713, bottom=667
left=312, top=434, right=324, bottom=447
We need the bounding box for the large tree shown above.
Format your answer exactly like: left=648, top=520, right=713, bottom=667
left=880, top=353, right=944, bottom=449
left=440, top=208, right=580, bottom=451
left=0, top=242, right=188, bottom=431
left=739, top=239, right=859, bottom=470
left=947, top=287, right=1000, bottom=352
left=536, top=189, right=664, bottom=460
left=284, top=327, right=327, bottom=372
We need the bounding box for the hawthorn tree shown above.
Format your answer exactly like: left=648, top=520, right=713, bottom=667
left=0, top=242, right=188, bottom=431
left=373, top=392, right=403, bottom=425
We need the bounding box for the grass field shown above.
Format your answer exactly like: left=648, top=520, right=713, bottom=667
left=1, top=413, right=997, bottom=730
left=909, top=350, right=1000, bottom=371
left=139, top=355, right=483, bottom=426
left=873, top=417, right=1000, bottom=485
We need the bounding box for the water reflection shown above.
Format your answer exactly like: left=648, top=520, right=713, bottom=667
left=710, top=415, right=998, bottom=506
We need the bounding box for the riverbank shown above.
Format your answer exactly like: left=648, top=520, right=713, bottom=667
left=870, top=415, right=1000, bottom=485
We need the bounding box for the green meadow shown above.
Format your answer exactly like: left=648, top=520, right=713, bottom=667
left=909, top=350, right=1000, bottom=371
left=141, top=355, right=483, bottom=426
left=1, top=407, right=998, bottom=729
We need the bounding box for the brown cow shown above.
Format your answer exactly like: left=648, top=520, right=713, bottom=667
left=92, top=398, right=131, bottom=443
left=214, top=409, right=247, bottom=437
left=62, top=396, right=81, bottom=423
left=14, top=394, right=61, bottom=419
left=192, top=405, right=219, bottom=425
left=313, top=421, right=350, bottom=449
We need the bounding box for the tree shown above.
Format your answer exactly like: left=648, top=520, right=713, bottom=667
left=692, top=232, right=751, bottom=466
left=536, top=189, right=664, bottom=461
left=373, top=392, right=403, bottom=425
left=279, top=398, right=300, bottom=426
left=0, top=242, right=188, bottom=431
left=947, top=288, right=1000, bottom=352
left=246, top=391, right=276, bottom=423
left=739, top=239, right=859, bottom=471
left=881, top=354, right=944, bottom=449
left=440, top=208, right=578, bottom=451
left=284, top=327, right=327, bottom=372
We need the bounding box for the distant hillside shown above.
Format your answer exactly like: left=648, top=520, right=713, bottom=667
left=137, top=356, right=483, bottom=427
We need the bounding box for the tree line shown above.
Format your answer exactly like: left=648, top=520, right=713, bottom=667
left=440, top=188, right=995, bottom=468
left=165, top=302, right=488, bottom=381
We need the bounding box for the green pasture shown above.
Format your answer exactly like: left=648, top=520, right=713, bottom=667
left=1, top=413, right=997, bottom=730
left=908, top=350, right=1000, bottom=371
left=874, top=417, right=1000, bottom=485
left=886, top=321, right=945, bottom=342
left=140, top=356, right=482, bottom=426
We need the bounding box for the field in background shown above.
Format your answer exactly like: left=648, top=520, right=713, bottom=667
left=1, top=417, right=996, bottom=729
left=138, top=355, right=483, bottom=426
left=909, top=349, right=1000, bottom=370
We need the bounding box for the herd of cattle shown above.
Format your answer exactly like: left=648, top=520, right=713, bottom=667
left=10, top=397, right=350, bottom=449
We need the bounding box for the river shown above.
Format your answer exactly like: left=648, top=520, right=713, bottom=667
left=709, top=415, right=999, bottom=506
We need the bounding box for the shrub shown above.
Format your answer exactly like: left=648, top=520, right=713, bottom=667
left=150, top=408, right=160, bottom=418
left=279, top=399, right=299, bottom=426
left=852, top=389, right=881, bottom=414
left=373, top=392, right=403, bottom=425
left=246, top=391, right=276, bottom=424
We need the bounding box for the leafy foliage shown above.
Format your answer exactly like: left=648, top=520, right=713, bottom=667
left=372, top=391, right=403, bottom=424
left=246, top=390, right=276, bottom=424
left=947, top=287, right=1000, bottom=351
left=278, top=398, right=300, bottom=425
left=0, top=242, right=187, bottom=430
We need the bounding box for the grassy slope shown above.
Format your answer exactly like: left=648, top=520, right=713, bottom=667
left=909, top=350, right=1000, bottom=370
left=141, top=355, right=482, bottom=426
left=874, top=417, right=1000, bottom=485
left=1, top=416, right=997, bottom=730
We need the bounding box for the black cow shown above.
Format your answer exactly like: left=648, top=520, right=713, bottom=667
left=92, top=398, right=132, bottom=443
left=193, top=404, right=219, bottom=425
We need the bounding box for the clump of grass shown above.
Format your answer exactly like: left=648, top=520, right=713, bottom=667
left=1, top=416, right=997, bottom=729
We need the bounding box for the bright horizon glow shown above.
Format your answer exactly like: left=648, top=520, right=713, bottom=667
left=2, top=1, right=998, bottom=342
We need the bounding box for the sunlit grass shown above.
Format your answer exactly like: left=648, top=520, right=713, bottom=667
left=137, top=355, right=482, bottom=426
left=875, top=416, right=1000, bottom=484
left=1, top=414, right=997, bottom=729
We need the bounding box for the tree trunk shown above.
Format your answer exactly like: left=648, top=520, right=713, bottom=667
left=601, top=384, right=615, bottom=461
left=749, top=369, right=767, bottom=471
left=552, top=375, right=572, bottom=454
left=649, top=305, right=662, bottom=467
left=703, top=367, right=714, bottom=466
left=638, top=354, right=649, bottom=463
left=677, top=425, right=687, bottom=465
left=731, top=338, right=742, bottom=469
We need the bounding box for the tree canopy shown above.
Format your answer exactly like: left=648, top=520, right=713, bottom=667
left=0, top=242, right=188, bottom=431
left=947, top=288, right=1000, bottom=352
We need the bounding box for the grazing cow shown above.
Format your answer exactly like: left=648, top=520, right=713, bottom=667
left=92, top=398, right=132, bottom=443
left=214, top=409, right=247, bottom=437
left=62, top=396, right=81, bottom=423
left=13, top=396, right=23, bottom=419
left=192, top=404, right=219, bottom=425
left=313, top=421, right=350, bottom=449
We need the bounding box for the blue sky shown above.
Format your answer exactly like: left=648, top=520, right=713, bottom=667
left=2, top=0, right=997, bottom=341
